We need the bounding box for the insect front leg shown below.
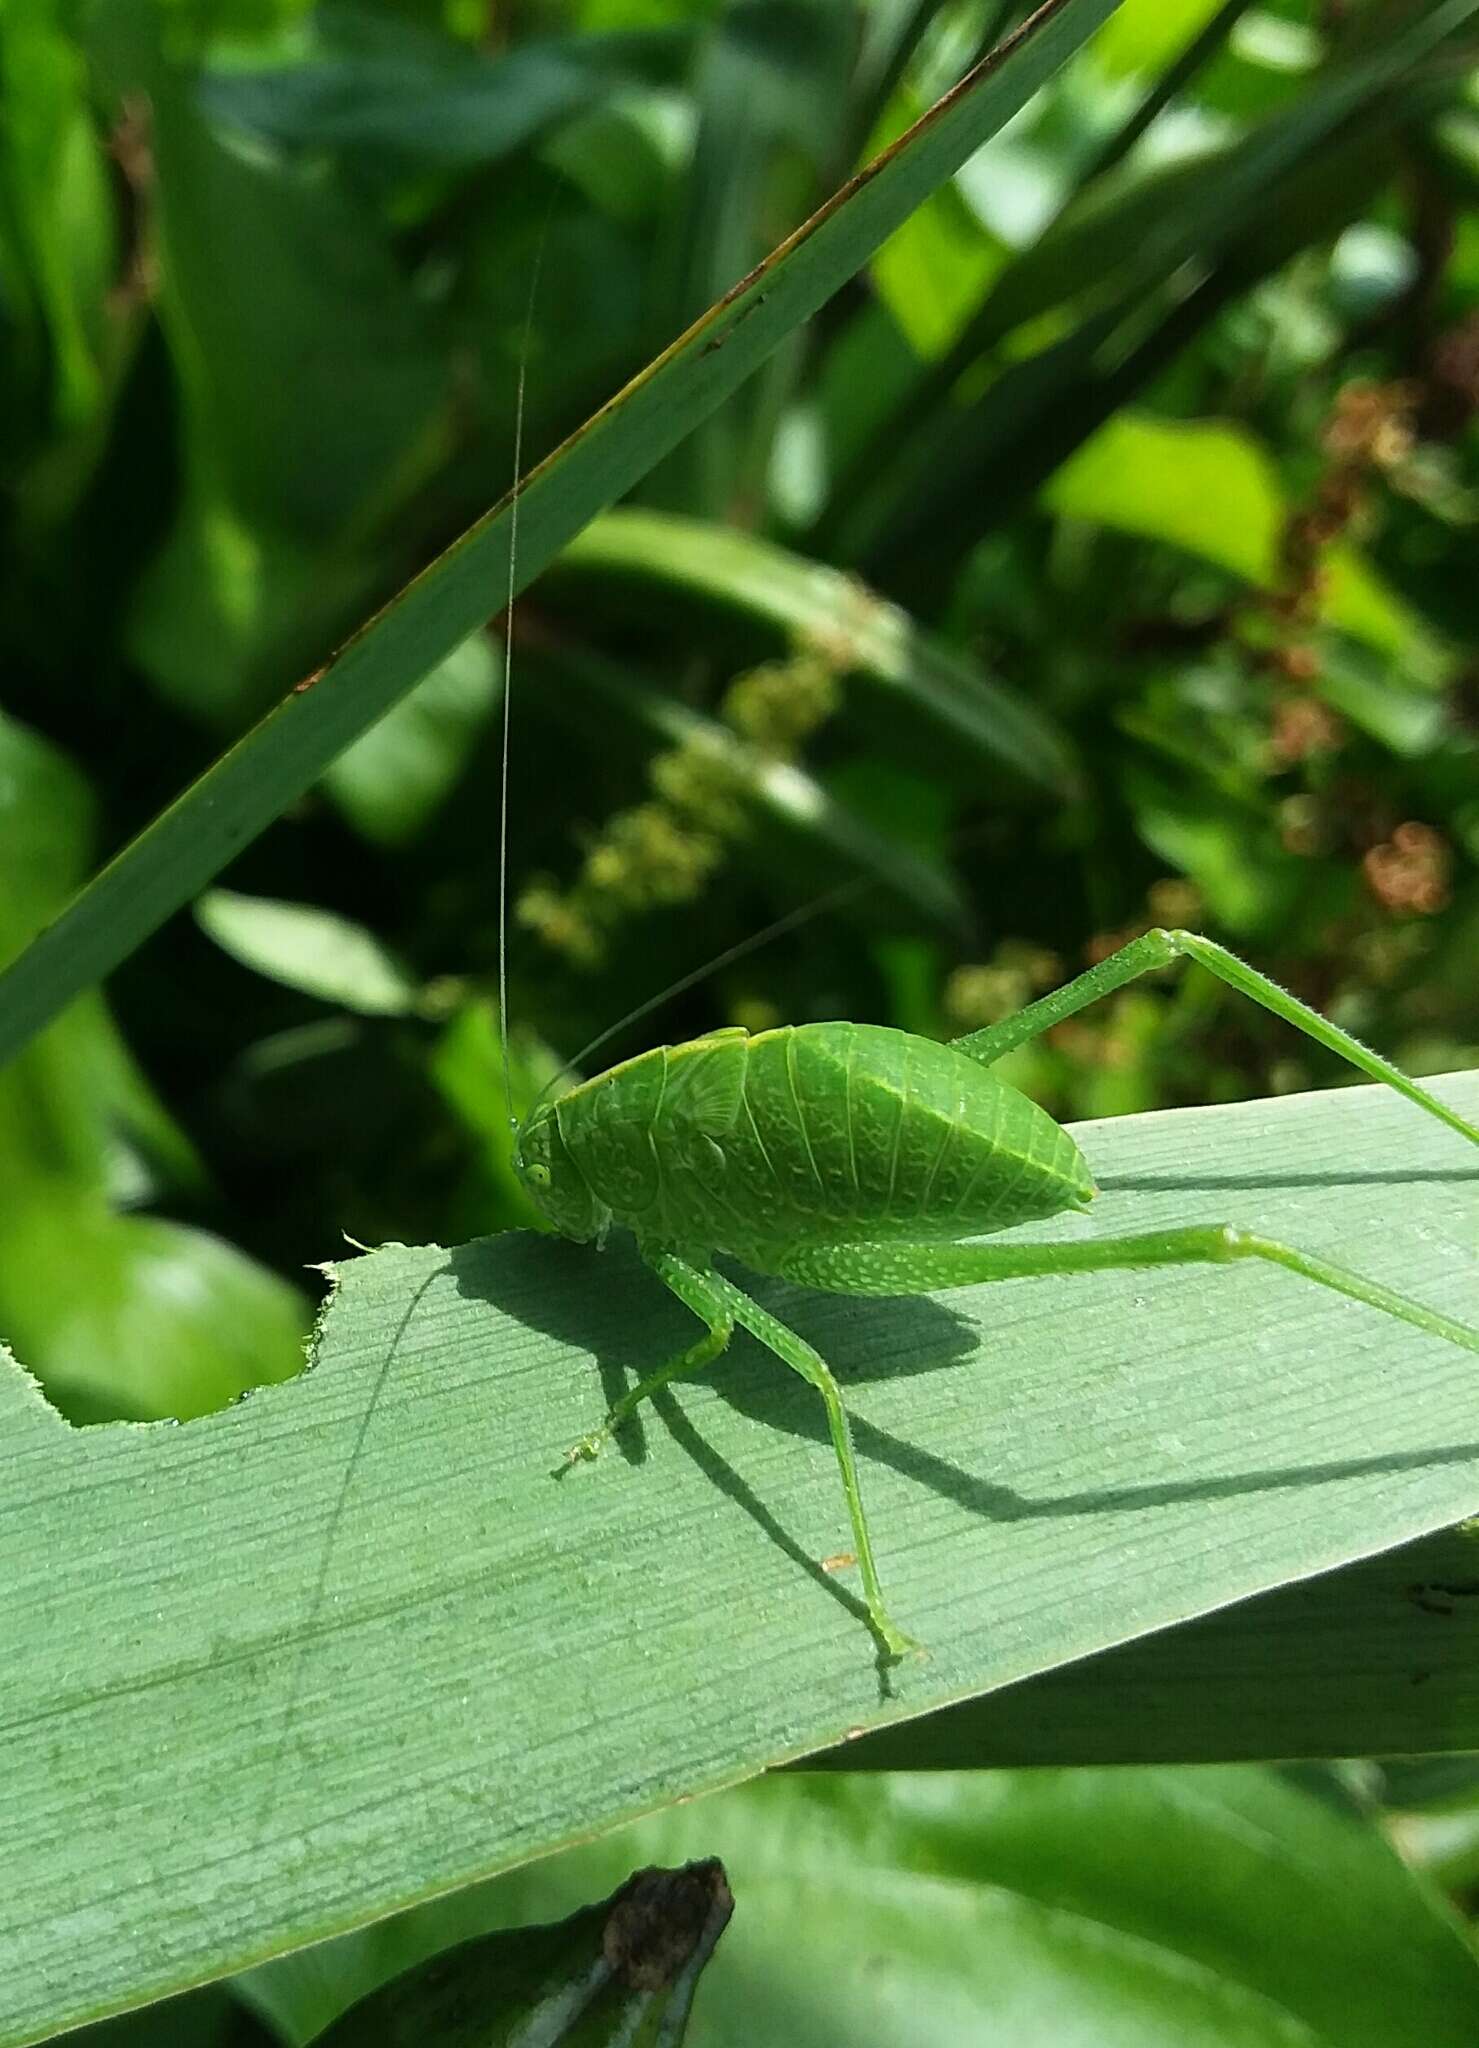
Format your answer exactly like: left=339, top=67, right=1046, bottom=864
left=768, top=1232, right=1479, bottom=1356
left=950, top=928, right=1478, bottom=1149
left=565, top=1249, right=733, bottom=1462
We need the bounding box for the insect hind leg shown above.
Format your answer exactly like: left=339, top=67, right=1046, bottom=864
left=950, top=928, right=1478, bottom=1150
left=771, top=1230, right=1479, bottom=1356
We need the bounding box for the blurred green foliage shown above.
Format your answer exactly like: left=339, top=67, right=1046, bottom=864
left=3, top=0, right=1478, bottom=2033
left=4, top=0, right=1474, bottom=1427
left=234, top=1764, right=1479, bottom=2048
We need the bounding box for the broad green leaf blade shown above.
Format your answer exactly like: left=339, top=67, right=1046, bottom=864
left=307, top=1862, right=732, bottom=2048
left=0, top=0, right=1123, bottom=1073
left=254, top=1770, right=1479, bottom=2048
left=817, top=1522, right=1479, bottom=1768
left=2, top=1075, right=1475, bottom=2044
left=1097, top=0, right=1240, bottom=77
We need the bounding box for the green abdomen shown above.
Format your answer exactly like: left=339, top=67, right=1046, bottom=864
left=552, top=1022, right=1092, bottom=1256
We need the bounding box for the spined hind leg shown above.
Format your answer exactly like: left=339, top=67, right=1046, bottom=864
left=949, top=927, right=1478, bottom=1149
left=769, top=1230, right=1479, bottom=1356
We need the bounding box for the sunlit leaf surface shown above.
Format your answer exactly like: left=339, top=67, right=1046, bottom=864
left=3, top=1074, right=1475, bottom=2043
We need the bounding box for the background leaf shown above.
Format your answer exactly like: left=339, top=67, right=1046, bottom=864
left=195, top=892, right=424, bottom=1017
left=554, top=508, right=1079, bottom=795
left=1046, top=410, right=1441, bottom=664
left=0, top=711, right=307, bottom=1424
left=243, top=1768, right=1479, bottom=2048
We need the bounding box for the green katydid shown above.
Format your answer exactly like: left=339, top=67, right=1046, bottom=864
left=510, top=942, right=1478, bottom=1661
left=494, top=248, right=1477, bottom=1666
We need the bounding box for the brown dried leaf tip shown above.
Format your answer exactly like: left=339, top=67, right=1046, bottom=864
left=603, top=1857, right=735, bottom=1994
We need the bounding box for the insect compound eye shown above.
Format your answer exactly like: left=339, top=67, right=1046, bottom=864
left=526, top=1163, right=552, bottom=1189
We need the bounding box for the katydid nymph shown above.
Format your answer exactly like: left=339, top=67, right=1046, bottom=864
left=496, top=273, right=1477, bottom=1667
left=509, top=941, right=1479, bottom=1660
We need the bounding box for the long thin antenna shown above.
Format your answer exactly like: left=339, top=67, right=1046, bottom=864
left=529, top=811, right=1006, bottom=1113
left=499, top=214, right=552, bottom=1135
left=526, top=871, right=878, bottom=1120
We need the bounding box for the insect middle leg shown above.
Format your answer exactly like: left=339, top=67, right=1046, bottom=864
left=579, top=1248, right=919, bottom=1659
left=703, top=1263, right=921, bottom=1660
left=767, top=1231, right=1479, bottom=1355
left=950, top=928, right=1478, bottom=1149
